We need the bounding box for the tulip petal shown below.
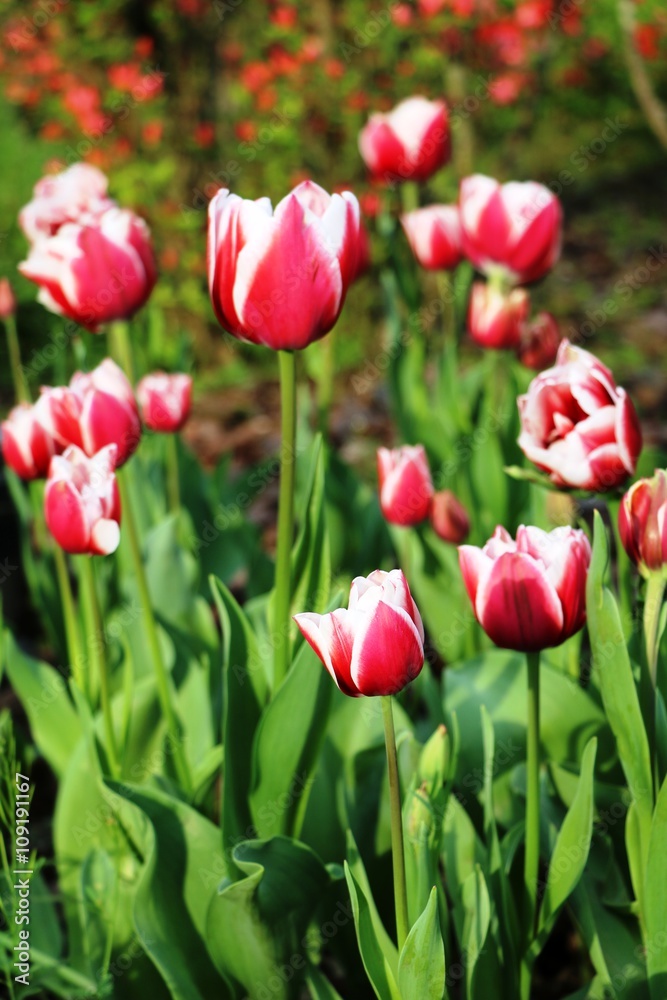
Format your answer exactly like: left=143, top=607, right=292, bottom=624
left=293, top=610, right=359, bottom=696
left=349, top=601, right=424, bottom=696
left=615, top=391, right=642, bottom=475
left=91, top=518, right=121, bottom=556
left=45, top=479, right=89, bottom=553
left=458, top=544, right=492, bottom=607
left=475, top=551, right=564, bottom=651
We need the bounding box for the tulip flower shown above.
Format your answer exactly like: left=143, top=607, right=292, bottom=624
left=400, top=205, right=462, bottom=270
left=468, top=280, right=529, bottom=350
left=459, top=524, right=591, bottom=652
left=359, top=96, right=450, bottom=184
left=459, top=174, right=562, bottom=285
left=1, top=402, right=60, bottom=480
left=36, top=358, right=141, bottom=467
left=517, top=311, right=560, bottom=370
left=430, top=489, right=470, bottom=543
left=19, top=163, right=115, bottom=244
left=619, top=470, right=667, bottom=578
left=518, top=340, right=642, bottom=491
left=19, top=207, right=157, bottom=330
left=137, top=372, right=192, bottom=433
left=0, top=278, right=16, bottom=319
left=377, top=445, right=434, bottom=526
left=294, top=569, right=425, bottom=697
left=207, top=180, right=360, bottom=351
left=44, top=444, right=121, bottom=555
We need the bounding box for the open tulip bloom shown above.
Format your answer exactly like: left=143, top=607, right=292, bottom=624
left=19, top=163, right=115, bottom=245
left=44, top=443, right=121, bottom=556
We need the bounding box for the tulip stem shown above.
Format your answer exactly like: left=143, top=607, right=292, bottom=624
left=53, top=545, right=85, bottom=693
left=4, top=313, right=29, bottom=404
left=400, top=181, right=419, bottom=215
left=522, top=649, right=541, bottom=996
left=109, top=320, right=135, bottom=383
left=273, top=349, right=297, bottom=690
left=381, top=695, right=410, bottom=950
left=644, top=574, right=666, bottom=690
left=117, top=468, right=192, bottom=794
left=79, top=556, right=120, bottom=778
left=166, top=433, right=181, bottom=514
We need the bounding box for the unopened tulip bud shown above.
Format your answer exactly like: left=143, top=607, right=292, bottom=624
left=430, top=490, right=470, bottom=543
left=417, top=725, right=450, bottom=797
left=0, top=279, right=16, bottom=319
left=468, top=281, right=529, bottom=351
left=618, top=470, right=667, bottom=578
left=377, top=445, right=434, bottom=526
left=401, top=205, right=462, bottom=271
left=517, top=312, right=560, bottom=370
left=137, top=372, right=192, bottom=432
left=359, top=96, right=451, bottom=185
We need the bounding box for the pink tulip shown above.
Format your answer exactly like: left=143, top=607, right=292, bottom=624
left=359, top=96, right=450, bottom=184
left=468, top=281, right=529, bottom=350
left=19, top=207, right=157, bottom=331
left=459, top=524, right=591, bottom=651
left=19, top=163, right=115, bottom=244
left=518, top=341, right=642, bottom=491
left=377, top=445, right=434, bottom=526
left=459, top=174, right=562, bottom=285
left=401, top=205, right=462, bottom=270
left=0, top=278, right=17, bottom=319
left=207, top=180, right=360, bottom=350
left=618, top=470, right=667, bottom=576
left=1, top=403, right=60, bottom=480
left=430, top=490, right=470, bottom=543
left=45, top=444, right=121, bottom=556
left=517, top=312, right=560, bottom=370
left=137, top=372, right=193, bottom=433
left=35, top=359, right=141, bottom=467
left=294, top=569, right=425, bottom=696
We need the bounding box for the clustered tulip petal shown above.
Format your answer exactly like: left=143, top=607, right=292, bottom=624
left=207, top=180, right=361, bottom=350
left=1, top=402, right=60, bottom=480
left=294, top=569, right=425, bottom=696
left=518, top=340, right=642, bottom=491
left=377, top=445, right=434, bottom=526
left=137, top=372, right=193, bottom=433
left=618, top=470, right=667, bottom=577
left=400, top=205, right=462, bottom=271
left=359, top=96, right=450, bottom=184
left=459, top=524, right=591, bottom=652
left=44, top=444, right=122, bottom=556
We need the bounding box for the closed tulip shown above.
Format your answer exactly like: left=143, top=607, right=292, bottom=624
left=19, top=163, right=115, bottom=245
left=1, top=402, right=60, bottom=480
left=517, top=311, right=560, bottom=370
left=459, top=524, right=591, bottom=651
left=468, top=280, right=529, bottom=350
left=0, top=278, right=17, bottom=319
left=294, top=569, right=425, bottom=696
left=377, top=445, right=434, bottom=526
left=518, top=340, right=642, bottom=491
left=207, top=180, right=360, bottom=350
left=137, top=372, right=193, bottom=432
left=401, top=205, right=462, bottom=270
left=45, top=444, right=121, bottom=555
left=619, top=470, right=667, bottom=577
left=359, top=96, right=450, bottom=184
left=430, top=489, right=470, bottom=543
left=459, top=174, right=562, bottom=285
left=19, top=207, right=157, bottom=330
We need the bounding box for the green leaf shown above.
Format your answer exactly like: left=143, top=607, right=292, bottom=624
left=305, top=965, right=346, bottom=1000
left=344, top=863, right=401, bottom=1000
left=645, top=774, right=667, bottom=997
left=398, top=888, right=446, bottom=1000
left=441, top=796, right=487, bottom=943
left=460, top=866, right=493, bottom=999
left=345, top=830, right=399, bottom=975
left=288, top=434, right=331, bottom=625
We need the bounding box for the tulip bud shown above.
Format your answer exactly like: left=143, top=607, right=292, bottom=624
left=400, top=205, right=462, bottom=271
left=517, top=311, right=560, bottom=370
left=0, top=279, right=17, bottom=319
left=377, top=445, right=434, bottom=526
left=137, top=372, right=192, bottom=433
left=417, top=725, right=450, bottom=798
left=359, top=96, right=450, bottom=185
left=430, top=490, right=470, bottom=543
left=468, top=281, right=529, bottom=350
left=618, top=470, right=667, bottom=578
left=45, top=444, right=121, bottom=555
left=1, top=402, right=60, bottom=480
left=406, top=782, right=436, bottom=842
left=294, top=569, right=425, bottom=696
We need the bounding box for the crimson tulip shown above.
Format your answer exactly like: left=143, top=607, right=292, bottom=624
left=1, top=402, right=60, bottom=480
left=294, top=569, right=425, bottom=696
left=377, top=445, right=434, bottom=526
left=19, top=163, right=115, bottom=244
left=359, top=96, right=450, bottom=184
left=207, top=180, right=360, bottom=350
left=459, top=524, right=591, bottom=651
left=137, top=372, right=192, bottom=433
left=518, top=340, right=642, bottom=491
left=619, top=470, right=667, bottom=577
left=517, top=312, right=560, bottom=370
left=45, top=444, right=121, bottom=555
left=459, top=174, right=562, bottom=285
left=468, top=280, right=529, bottom=350
left=430, top=490, right=470, bottom=543
left=401, top=205, right=462, bottom=270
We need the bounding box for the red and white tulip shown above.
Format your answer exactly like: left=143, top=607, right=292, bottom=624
left=45, top=444, right=121, bottom=556
left=468, top=280, right=529, bottom=350
left=430, top=490, right=470, bottom=544
left=19, top=163, right=115, bottom=245
left=377, top=445, right=434, bottom=526
left=517, top=311, right=561, bottom=370
left=618, top=470, right=667, bottom=577
left=1, top=402, right=60, bottom=480
left=137, top=372, right=193, bottom=433
left=401, top=205, right=462, bottom=271
left=359, top=96, right=450, bottom=184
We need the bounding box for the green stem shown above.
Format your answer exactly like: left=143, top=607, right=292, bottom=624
left=166, top=433, right=181, bottom=514
left=117, top=468, right=192, bottom=794
left=381, top=695, right=410, bottom=950
left=79, top=556, right=120, bottom=778
left=53, top=546, right=85, bottom=692
left=644, top=574, right=666, bottom=690
left=273, top=350, right=297, bottom=690
left=4, top=314, right=29, bottom=403
left=399, top=181, right=419, bottom=215
left=108, top=320, right=135, bottom=382
left=522, top=650, right=541, bottom=997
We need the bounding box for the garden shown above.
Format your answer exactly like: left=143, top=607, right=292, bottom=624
left=0, top=0, right=667, bottom=998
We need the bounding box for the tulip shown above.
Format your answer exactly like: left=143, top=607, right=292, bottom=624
left=19, top=207, right=157, bottom=331
left=19, top=163, right=115, bottom=244
left=137, top=372, right=193, bottom=433
left=36, top=358, right=141, bottom=467
left=44, top=444, right=121, bottom=555
left=294, top=569, right=425, bottom=696
left=518, top=340, right=642, bottom=491
left=1, top=402, right=60, bottom=479
left=619, top=470, right=667, bottom=578
left=430, top=490, right=470, bottom=543
left=377, top=445, right=434, bottom=526
left=517, top=311, right=560, bottom=370
left=207, top=180, right=360, bottom=351
left=0, top=278, right=16, bottom=319
left=401, top=205, right=462, bottom=270
left=459, top=174, right=562, bottom=285
left=359, top=96, right=450, bottom=184
left=459, top=524, right=590, bottom=652
left=468, top=280, right=529, bottom=350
